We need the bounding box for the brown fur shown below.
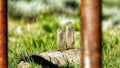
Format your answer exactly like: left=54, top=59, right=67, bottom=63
left=57, top=28, right=64, bottom=50
left=66, top=22, right=74, bottom=49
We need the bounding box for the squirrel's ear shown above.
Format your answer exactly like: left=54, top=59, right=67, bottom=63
left=67, top=21, right=72, bottom=25
left=69, top=22, right=72, bottom=24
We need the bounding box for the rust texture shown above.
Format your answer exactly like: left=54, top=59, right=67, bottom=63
left=0, top=0, right=7, bottom=67
left=81, top=0, right=102, bottom=68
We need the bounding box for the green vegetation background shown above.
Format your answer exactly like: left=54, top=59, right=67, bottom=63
left=8, top=0, right=120, bottom=68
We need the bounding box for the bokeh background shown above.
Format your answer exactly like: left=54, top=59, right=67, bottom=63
left=8, top=0, right=120, bottom=68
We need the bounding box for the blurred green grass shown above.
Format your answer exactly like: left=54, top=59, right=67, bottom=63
left=8, top=15, right=120, bottom=68
left=102, top=31, right=120, bottom=68
left=7, top=0, right=120, bottom=68
left=8, top=15, right=80, bottom=68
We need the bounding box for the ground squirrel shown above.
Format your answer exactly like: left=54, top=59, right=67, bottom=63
left=57, top=28, right=64, bottom=50
left=66, top=22, right=74, bottom=49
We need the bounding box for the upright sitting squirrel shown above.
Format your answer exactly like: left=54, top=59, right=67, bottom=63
left=66, top=22, right=74, bottom=49
left=57, top=28, right=64, bottom=50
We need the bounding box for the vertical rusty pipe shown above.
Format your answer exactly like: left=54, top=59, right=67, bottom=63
left=81, top=0, right=102, bottom=68
left=0, top=0, right=7, bottom=68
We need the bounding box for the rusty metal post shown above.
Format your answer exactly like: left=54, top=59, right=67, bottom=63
left=81, top=0, right=102, bottom=68
left=0, top=0, right=7, bottom=68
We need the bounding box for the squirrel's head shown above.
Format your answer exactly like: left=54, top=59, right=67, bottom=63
left=57, top=28, right=63, bottom=34
left=66, top=22, right=73, bottom=29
